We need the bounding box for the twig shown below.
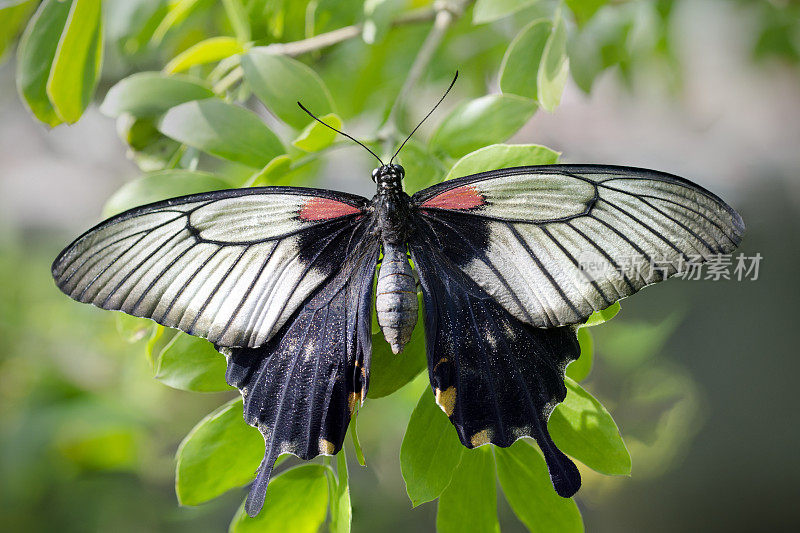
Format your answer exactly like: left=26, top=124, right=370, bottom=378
left=213, top=65, right=244, bottom=94
left=380, top=0, right=473, bottom=152
left=262, top=6, right=440, bottom=57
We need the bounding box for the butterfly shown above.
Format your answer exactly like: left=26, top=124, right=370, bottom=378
left=51, top=76, right=744, bottom=516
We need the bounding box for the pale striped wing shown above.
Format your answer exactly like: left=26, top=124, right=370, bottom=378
left=412, top=165, right=745, bottom=328
left=52, top=187, right=371, bottom=348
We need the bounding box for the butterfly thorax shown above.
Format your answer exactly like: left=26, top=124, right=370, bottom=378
left=372, top=163, right=411, bottom=245
left=371, top=164, right=418, bottom=353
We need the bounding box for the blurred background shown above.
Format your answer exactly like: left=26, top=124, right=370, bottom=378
left=1, top=0, right=799, bottom=531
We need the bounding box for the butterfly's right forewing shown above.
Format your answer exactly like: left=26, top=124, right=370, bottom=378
left=412, top=165, right=744, bottom=329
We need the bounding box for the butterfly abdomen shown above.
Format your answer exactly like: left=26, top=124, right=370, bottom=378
left=376, top=243, right=418, bottom=354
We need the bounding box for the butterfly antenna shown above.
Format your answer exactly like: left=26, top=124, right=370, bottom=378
left=389, top=70, right=458, bottom=165
left=297, top=102, right=384, bottom=166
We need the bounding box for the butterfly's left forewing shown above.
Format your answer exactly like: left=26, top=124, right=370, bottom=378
left=52, top=187, right=369, bottom=348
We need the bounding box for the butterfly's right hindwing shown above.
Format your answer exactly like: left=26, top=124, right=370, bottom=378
left=408, top=222, right=582, bottom=498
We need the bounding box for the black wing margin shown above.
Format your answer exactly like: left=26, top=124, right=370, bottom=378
left=220, top=220, right=378, bottom=517
left=408, top=219, right=582, bottom=498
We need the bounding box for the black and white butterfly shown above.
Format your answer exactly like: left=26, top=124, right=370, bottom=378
left=51, top=83, right=744, bottom=516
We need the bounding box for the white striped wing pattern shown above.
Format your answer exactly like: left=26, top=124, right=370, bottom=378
left=52, top=187, right=369, bottom=348
left=413, top=165, right=745, bottom=328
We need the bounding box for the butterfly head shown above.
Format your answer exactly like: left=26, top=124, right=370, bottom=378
left=372, top=164, right=405, bottom=192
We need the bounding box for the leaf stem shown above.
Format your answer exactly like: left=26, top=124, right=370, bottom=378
left=350, top=416, right=366, bottom=466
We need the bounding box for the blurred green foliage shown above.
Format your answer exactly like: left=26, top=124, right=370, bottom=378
left=2, top=0, right=796, bottom=531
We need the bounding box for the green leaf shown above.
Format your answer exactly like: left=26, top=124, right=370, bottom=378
left=350, top=415, right=366, bottom=467
left=565, top=0, right=608, bottom=25
left=46, top=0, right=103, bottom=123
left=222, top=0, right=251, bottom=43
left=165, top=37, right=245, bottom=74
left=368, top=292, right=426, bottom=399
left=445, top=144, right=560, bottom=180
left=126, top=130, right=186, bottom=172
left=430, top=95, right=537, bottom=159
left=153, top=0, right=204, bottom=43
left=115, top=314, right=155, bottom=344
left=496, top=441, right=584, bottom=533
left=15, top=0, right=72, bottom=126
left=566, top=328, right=593, bottom=382
left=473, top=0, right=538, bottom=24
left=400, top=389, right=464, bottom=506
left=500, top=19, right=551, bottom=101
left=397, top=140, right=445, bottom=194
left=567, top=8, right=634, bottom=93
left=292, top=113, right=341, bottom=152
left=538, top=10, right=570, bottom=112
left=362, top=0, right=404, bottom=44
left=499, top=12, right=570, bottom=111
left=159, top=98, right=285, bottom=168
left=436, top=448, right=499, bottom=533
left=593, top=315, right=681, bottom=370
left=244, top=154, right=292, bottom=187
left=327, top=450, right=352, bottom=533
left=229, top=464, right=329, bottom=533
left=549, top=377, right=631, bottom=475
left=101, top=72, right=215, bottom=118
left=176, top=398, right=264, bottom=506
left=582, top=300, right=621, bottom=327
left=241, top=50, right=334, bottom=129
left=0, top=0, right=36, bottom=62
left=145, top=325, right=166, bottom=368
left=103, top=170, right=230, bottom=217
left=155, top=333, right=231, bottom=392
left=115, top=115, right=162, bottom=152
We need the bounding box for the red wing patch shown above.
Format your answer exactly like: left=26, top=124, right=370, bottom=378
left=299, top=197, right=363, bottom=221
left=420, top=185, right=486, bottom=210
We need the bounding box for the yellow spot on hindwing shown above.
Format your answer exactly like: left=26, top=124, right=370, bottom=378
left=318, top=438, right=336, bottom=455
left=434, top=386, right=456, bottom=417
left=433, top=357, right=449, bottom=372
left=470, top=429, right=493, bottom=447
left=348, top=391, right=361, bottom=415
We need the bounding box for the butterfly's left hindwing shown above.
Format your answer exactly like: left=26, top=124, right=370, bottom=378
left=221, top=226, right=378, bottom=517
left=408, top=225, right=582, bottom=498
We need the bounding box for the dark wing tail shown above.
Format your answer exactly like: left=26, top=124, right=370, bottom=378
left=409, top=222, right=581, bottom=498
left=221, top=232, right=378, bottom=516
